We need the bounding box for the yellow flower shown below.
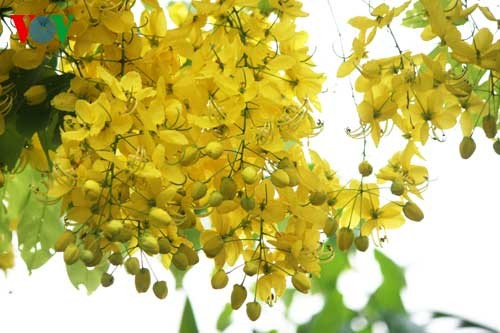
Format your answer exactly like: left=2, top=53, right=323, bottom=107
left=357, top=84, right=398, bottom=145
left=20, top=133, right=49, bottom=172
left=451, top=28, right=500, bottom=70
left=360, top=202, right=404, bottom=236
left=97, top=67, right=156, bottom=103
left=410, top=88, right=460, bottom=144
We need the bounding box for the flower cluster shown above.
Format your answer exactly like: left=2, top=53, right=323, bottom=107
left=0, top=0, right=496, bottom=321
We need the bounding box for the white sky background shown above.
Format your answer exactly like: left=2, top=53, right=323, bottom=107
left=1, top=1, right=500, bottom=333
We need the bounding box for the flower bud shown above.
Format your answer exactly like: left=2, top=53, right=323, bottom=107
left=82, top=248, right=102, bottom=267
left=204, top=141, right=224, bottom=159
left=459, top=136, right=476, bottom=159
left=211, top=270, right=228, bottom=289
left=83, top=179, right=101, bottom=201
left=179, top=244, right=199, bottom=265
left=203, top=235, right=224, bottom=258
left=323, top=217, right=338, bottom=237
left=284, top=168, right=299, bottom=187
left=270, top=169, right=289, bottom=188
left=153, top=281, right=168, bottom=299
left=125, top=257, right=140, bottom=275
left=240, top=196, right=256, bottom=211
left=79, top=249, right=94, bottom=265
left=482, top=115, right=497, bottom=138
left=140, top=234, right=159, bottom=255
left=291, top=272, right=311, bottom=294
left=172, top=252, right=189, bottom=270
left=108, top=252, right=123, bottom=266
left=135, top=268, right=151, bottom=293
left=220, top=177, right=237, bottom=200
left=208, top=191, right=224, bottom=207
left=354, top=235, right=369, bottom=252
left=246, top=302, right=262, bottom=321
left=494, top=140, right=500, bottom=155
left=309, top=191, right=327, bottom=206
left=102, top=220, right=123, bottom=238
left=149, top=207, right=172, bottom=226
left=63, top=244, right=80, bottom=265
left=101, top=272, right=114, bottom=287
left=278, top=158, right=293, bottom=169
left=179, top=145, right=199, bottom=166
left=191, top=181, right=207, bottom=200
left=241, top=166, right=259, bottom=184
left=358, top=161, right=373, bottom=177
left=337, top=227, right=354, bottom=251
left=243, top=261, right=259, bottom=276
left=403, top=201, right=424, bottom=221
left=390, top=181, right=405, bottom=196
left=158, top=238, right=172, bottom=254
left=24, top=85, right=47, bottom=105
left=231, top=284, right=247, bottom=310
left=54, top=230, right=75, bottom=252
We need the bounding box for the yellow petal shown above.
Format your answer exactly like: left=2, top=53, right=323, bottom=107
left=473, top=28, right=493, bottom=53
left=337, top=59, right=356, bottom=78
left=168, top=2, right=189, bottom=26
left=348, top=16, right=375, bottom=30
left=159, top=130, right=189, bottom=145
left=460, top=110, right=473, bottom=136
left=13, top=48, right=45, bottom=70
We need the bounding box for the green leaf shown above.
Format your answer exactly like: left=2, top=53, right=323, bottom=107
left=0, top=59, right=73, bottom=170
left=366, top=250, right=406, bottom=315
left=66, top=259, right=109, bottom=295
left=171, top=265, right=187, bottom=290
left=4, top=168, right=33, bottom=221
left=402, top=1, right=428, bottom=28
left=180, top=297, right=198, bottom=333
left=431, top=312, right=500, bottom=333
left=313, top=247, right=349, bottom=292
left=0, top=114, right=26, bottom=170
left=403, top=0, right=452, bottom=28
left=0, top=188, right=11, bottom=253
left=15, top=73, right=73, bottom=139
left=15, top=168, right=64, bottom=272
left=284, top=140, right=297, bottom=151
left=216, top=303, right=232, bottom=332
left=277, top=215, right=289, bottom=232
left=298, top=289, right=355, bottom=333
left=258, top=0, right=273, bottom=15
left=281, top=288, right=295, bottom=318
left=183, top=228, right=201, bottom=250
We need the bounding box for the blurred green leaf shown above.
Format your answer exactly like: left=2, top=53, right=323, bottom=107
left=171, top=265, right=187, bottom=289
left=402, top=1, right=428, bottom=28
left=382, top=313, right=425, bottom=333
left=403, top=0, right=451, bottom=28
left=180, top=297, right=198, bottom=333
left=281, top=288, right=295, bottom=318
left=298, top=289, right=355, bottom=333
left=216, top=303, right=232, bottom=332
left=432, top=311, right=500, bottom=333
left=258, top=0, right=272, bottom=15
left=66, top=259, right=109, bottom=295
left=14, top=168, right=63, bottom=272
left=0, top=187, right=11, bottom=253
left=183, top=228, right=201, bottom=250
left=366, top=250, right=406, bottom=315
left=313, top=248, right=349, bottom=292
left=0, top=114, right=26, bottom=170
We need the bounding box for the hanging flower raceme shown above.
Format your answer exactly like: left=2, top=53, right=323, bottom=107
left=0, top=0, right=496, bottom=322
